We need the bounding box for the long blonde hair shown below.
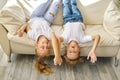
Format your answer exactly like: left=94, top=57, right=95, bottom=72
left=35, top=56, right=53, bottom=75
left=34, top=47, right=53, bottom=75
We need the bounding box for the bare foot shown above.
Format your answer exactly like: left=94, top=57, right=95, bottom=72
left=17, top=29, right=24, bottom=37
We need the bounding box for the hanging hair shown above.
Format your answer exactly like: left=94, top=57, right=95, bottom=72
left=64, top=55, right=79, bottom=67
left=63, top=53, right=84, bottom=67
left=64, top=43, right=84, bottom=67
left=34, top=49, right=53, bottom=75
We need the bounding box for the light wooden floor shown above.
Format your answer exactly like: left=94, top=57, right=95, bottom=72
left=0, top=46, right=120, bottom=80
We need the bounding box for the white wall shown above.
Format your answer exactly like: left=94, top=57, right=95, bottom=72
left=0, top=0, right=7, bottom=9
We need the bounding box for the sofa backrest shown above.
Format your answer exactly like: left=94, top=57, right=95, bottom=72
left=77, top=0, right=111, bottom=25
left=1, top=0, right=112, bottom=26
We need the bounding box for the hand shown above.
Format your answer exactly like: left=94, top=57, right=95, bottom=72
left=17, top=29, right=24, bottom=37
left=87, top=51, right=97, bottom=63
left=54, top=56, right=62, bottom=66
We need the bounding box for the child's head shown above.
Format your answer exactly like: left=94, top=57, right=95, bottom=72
left=35, top=35, right=51, bottom=57
left=66, top=40, right=80, bottom=60
left=35, top=35, right=52, bottom=75
left=64, top=40, right=80, bottom=66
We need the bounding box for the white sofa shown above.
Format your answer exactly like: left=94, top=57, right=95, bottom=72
left=0, top=0, right=120, bottom=65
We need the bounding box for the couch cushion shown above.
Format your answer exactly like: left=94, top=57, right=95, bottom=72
left=77, top=0, right=111, bottom=25
left=0, top=0, right=26, bottom=35
left=7, top=25, right=63, bottom=46
left=103, top=1, right=120, bottom=40
left=8, top=25, right=120, bottom=48
left=80, top=25, right=120, bottom=47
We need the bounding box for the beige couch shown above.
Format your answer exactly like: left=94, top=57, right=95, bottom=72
left=0, top=0, right=120, bottom=65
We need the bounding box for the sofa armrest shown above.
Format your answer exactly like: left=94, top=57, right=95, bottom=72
left=0, top=24, right=10, bottom=57
left=113, top=46, right=120, bottom=66
left=116, top=46, right=120, bottom=60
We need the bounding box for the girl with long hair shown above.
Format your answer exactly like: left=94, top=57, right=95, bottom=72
left=17, top=0, right=62, bottom=74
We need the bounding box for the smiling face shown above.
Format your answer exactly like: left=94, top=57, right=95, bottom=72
left=36, top=36, right=51, bottom=57
left=66, top=40, right=80, bottom=60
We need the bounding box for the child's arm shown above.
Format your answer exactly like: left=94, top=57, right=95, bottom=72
left=17, top=22, right=29, bottom=37
left=87, top=35, right=100, bottom=63
left=50, top=33, right=62, bottom=66
left=57, top=36, right=64, bottom=49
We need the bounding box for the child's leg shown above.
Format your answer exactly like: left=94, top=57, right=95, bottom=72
left=30, top=0, right=52, bottom=19
left=44, top=0, right=61, bottom=24
left=71, top=0, right=83, bottom=22
left=62, top=0, right=73, bottom=24
left=62, top=0, right=71, bottom=19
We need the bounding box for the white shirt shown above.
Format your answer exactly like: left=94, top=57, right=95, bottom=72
left=27, top=18, right=53, bottom=41
left=61, top=22, right=92, bottom=44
